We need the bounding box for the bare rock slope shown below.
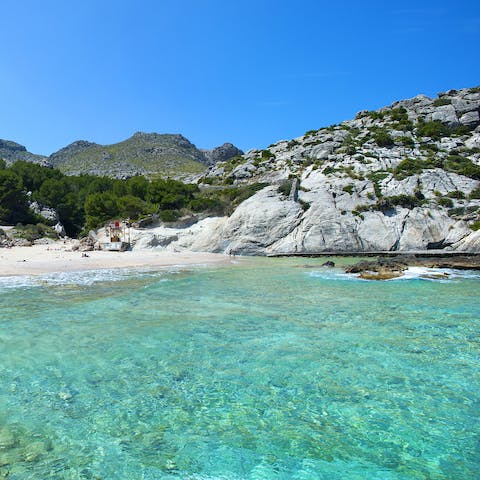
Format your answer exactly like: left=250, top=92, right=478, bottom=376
left=132, top=86, right=480, bottom=254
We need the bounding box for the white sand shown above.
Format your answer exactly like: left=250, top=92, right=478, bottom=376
left=0, top=242, right=229, bottom=276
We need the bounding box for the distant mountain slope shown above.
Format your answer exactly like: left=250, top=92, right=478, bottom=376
left=48, top=132, right=210, bottom=179
left=1, top=133, right=244, bottom=179
left=0, top=139, right=50, bottom=167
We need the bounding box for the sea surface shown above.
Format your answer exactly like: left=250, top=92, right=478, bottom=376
left=0, top=258, right=479, bottom=479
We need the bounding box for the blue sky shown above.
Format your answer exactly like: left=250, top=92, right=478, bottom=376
left=0, top=0, right=479, bottom=155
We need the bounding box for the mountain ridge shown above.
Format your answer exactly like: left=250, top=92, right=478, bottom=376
left=0, top=133, right=244, bottom=179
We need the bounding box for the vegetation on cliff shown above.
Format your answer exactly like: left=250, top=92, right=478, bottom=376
left=0, top=160, right=264, bottom=237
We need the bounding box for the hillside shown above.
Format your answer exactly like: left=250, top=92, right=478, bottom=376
left=0, top=139, right=50, bottom=167
left=1, top=134, right=243, bottom=179
left=49, top=132, right=210, bottom=179
left=130, top=86, right=480, bottom=254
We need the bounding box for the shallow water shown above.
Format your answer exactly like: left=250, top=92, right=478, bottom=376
left=0, top=258, right=479, bottom=479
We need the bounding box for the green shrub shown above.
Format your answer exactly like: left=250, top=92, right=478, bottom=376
left=374, top=130, right=394, bottom=147
left=198, top=183, right=267, bottom=216
left=396, top=136, right=415, bottom=148
left=342, top=184, right=354, bottom=195
left=448, top=206, right=478, bottom=217
left=377, top=194, right=425, bottom=210
left=366, top=111, right=386, bottom=120
left=388, top=107, right=408, bottom=122
left=416, top=120, right=450, bottom=140
left=199, top=176, right=215, bottom=185
left=424, top=155, right=444, bottom=169
left=222, top=155, right=244, bottom=174
left=470, top=221, right=480, bottom=231
left=468, top=187, right=480, bottom=199
left=394, top=158, right=424, bottom=177
left=452, top=125, right=472, bottom=136
left=116, top=195, right=148, bottom=220
left=433, top=98, right=452, bottom=106
left=0, top=169, right=33, bottom=225
left=443, top=155, right=480, bottom=179
left=13, top=223, right=57, bottom=241
left=261, top=149, right=275, bottom=160
left=159, top=210, right=179, bottom=222
left=84, top=191, right=120, bottom=230
left=355, top=194, right=425, bottom=214
left=446, top=190, right=465, bottom=199
left=438, top=197, right=454, bottom=208
left=322, top=166, right=336, bottom=175
left=277, top=179, right=293, bottom=196
left=419, top=143, right=439, bottom=152
left=448, top=207, right=465, bottom=217
left=188, top=197, right=222, bottom=212
left=462, top=147, right=480, bottom=155
left=345, top=145, right=356, bottom=155
left=367, top=171, right=390, bottom=182
left=298, top=199, right=310, bottom=211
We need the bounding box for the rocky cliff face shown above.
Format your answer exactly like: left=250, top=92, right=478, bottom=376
left=0, top=139, right=50, bottom=167
left=201, top=143, right=244, bottom=165
left=131, top=86, right=480, bottom=254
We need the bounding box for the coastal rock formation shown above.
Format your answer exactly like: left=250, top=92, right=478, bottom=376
left=345, top=255, right=480, bottom=280
left=131, top=86, right=480, bottom=254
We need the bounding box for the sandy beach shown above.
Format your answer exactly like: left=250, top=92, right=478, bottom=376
left=0, top=242, right=229, bottom=276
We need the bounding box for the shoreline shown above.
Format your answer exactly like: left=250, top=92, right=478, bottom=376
left=268, top=250, right=480, bottom=258
left=0, top=243, right=230, bottom=277
left=2, top=243, right=480, bottom=278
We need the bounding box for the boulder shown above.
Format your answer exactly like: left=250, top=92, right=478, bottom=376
left=215, top=186, right=303, bottom=254
left=459, top=110, right=480, bottom=126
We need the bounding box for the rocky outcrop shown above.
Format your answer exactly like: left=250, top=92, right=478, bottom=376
left=0, top=139, right=50, bottom=167
left=29, top=201, right=59, bottom=223
left=129, top=86, right=480, bottom=254
left=201, top=143, right=244, bottom=165
left=345, top=255, right=480, bottom=280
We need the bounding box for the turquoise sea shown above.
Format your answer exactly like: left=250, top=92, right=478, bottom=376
left=0, top=258, right=479, bottom=480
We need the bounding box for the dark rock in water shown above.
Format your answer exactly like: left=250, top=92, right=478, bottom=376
left=345, top=255, right=480, bottom=280
left=321, top=261, right=335, bottom=267
left=345, top=258, right=408, bottom=280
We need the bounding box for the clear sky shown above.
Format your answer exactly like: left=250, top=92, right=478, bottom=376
left=0, top=0, right=479, bottom=155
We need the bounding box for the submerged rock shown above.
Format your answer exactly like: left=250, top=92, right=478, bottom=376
left=0, top=428, right=16, bottom=450
left=23, top=441, right=47, bottom=462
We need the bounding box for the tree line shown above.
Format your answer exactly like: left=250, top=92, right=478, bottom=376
left=0, top=159, right=266, bottom=238
left=0, top=160, right=220, bottom=237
